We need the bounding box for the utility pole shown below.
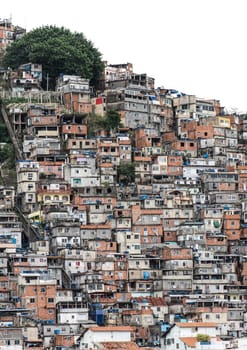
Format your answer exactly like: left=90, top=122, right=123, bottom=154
left=46, top=73, right=49, bottom=92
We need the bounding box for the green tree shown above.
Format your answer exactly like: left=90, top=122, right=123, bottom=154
left=87, top=113, right=106, bottom=137
left=0, top=124, right=10, bottom=143
left=3, top=25, right=104, bottom=90
left=105, top=110, right=122, bottom=133
left=117, top=162, right=135, bottom=184
left=87, top=110, right=122, bottom=137
left=196, top=334, right=210, bottom=343
left=0, top=144, right=15, bottom=165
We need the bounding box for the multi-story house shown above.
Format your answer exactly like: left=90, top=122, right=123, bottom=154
left=176, top=221, right=206, bottom=249
left=97, top=137, right=120, bottom=167
left=38, top=159, right=64, bottom=179
left=56, top=301, right=89, bottom=324
left=222, top=210, right=241, bottom=241
left=113, top=205, right=132, bottom=232
left=202, top=171, right=238, bottom=194
left=134, top=127, right=161, bottom=152
left=0, top=211, right=23, bottom=250
left=183, top=157, right=217, bottom=180
left=170, top=139, right=198, bottom=158
left=66, top=138, right=97, bottom=153
left=26, top=137, right=61, bottom=161
left=104, top=62, right=133, bottom=89
left=193, top=250, right=229, bottom=295
left=161, top=322, right=230, bottom=350
left=50, top=222, right=81, bottom=253
left=134, top=154, right=152, bottom=185
left=63, top=154, right=100, bottom=188
left=60, top=112, right=87, bottom=148
left=131, top=204, right=163, bottom=247
left=0, top=18, right=25, bottom=50
left=73, top=186, right=116, bottom=220
left=98, top=157, right=117, bottom=186
left=26, top=104, right=60, bottom=138
left=0, top=186, right=15, bottom=209
left=61, top=248, right=96, bottom=276
left=16, top=160, right=39, bottom=213
left=16, top=271, right=57, bottom=322
left=161, top=245, right=193, bottom=297
left=131, top=296, right=168, bottom=323
left=56, top=75, right=92, bottom=114
left=36, top=179, right=71, bottom=209
left=9, top=253, right=48, bottom=275
left=127, top=255, right=159, bottom=296
left=240, top=257, right=247, bottom=285
left=79, top=326, right=135, bottom=349
left=104, top=78, right=158, bottom=130
left=115, top=230, right=141, bottom=255
left=118, top=133, right=132, bottom=162
left=183, top=296, right=228, bottom=324
left=0, top=328, right=23, bottom=350
left=80, top=224, right=112, bottom=245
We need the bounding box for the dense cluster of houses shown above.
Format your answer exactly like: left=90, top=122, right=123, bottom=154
left=1, top=18, right=247, bottom=350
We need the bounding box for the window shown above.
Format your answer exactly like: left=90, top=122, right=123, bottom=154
left=73, top=178, right=81, bottom=184
left=40, top=287, right=46, bottom=292
left=30, top=298, right=35, bottom=303
left=48, top=298, right=54, bottom=303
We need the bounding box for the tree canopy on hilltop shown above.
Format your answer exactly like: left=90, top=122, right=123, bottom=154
left=3, top=25, right=104, bottom=90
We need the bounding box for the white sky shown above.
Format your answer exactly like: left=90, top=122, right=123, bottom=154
left=2, top=0, right=247, bottom=112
